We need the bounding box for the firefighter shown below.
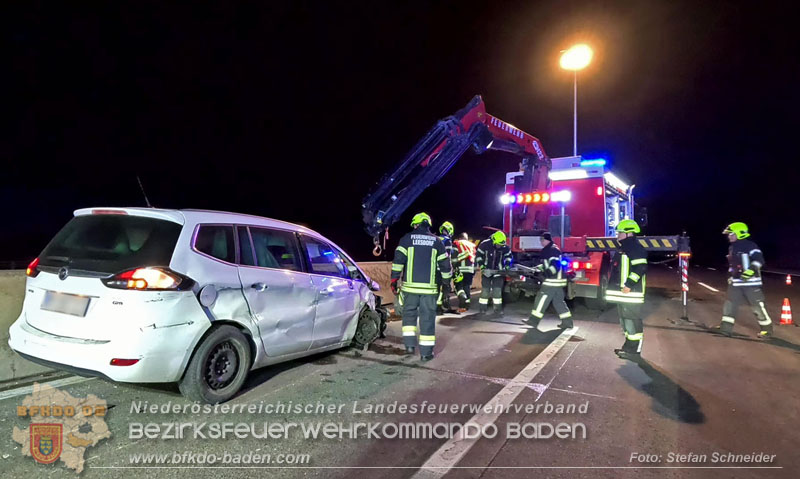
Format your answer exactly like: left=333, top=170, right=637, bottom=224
left=713, top=222, right=773, bottom=338
left=476, top=231, right=512, bottom=315
left=436, top=221, right=457, bottom=314
left=527, top=232, right=573, bottom=329
left=605, top=219, right=648, bottom=360
left=391, top=213, right=452, bottom=361
left=453, top=232, right=477, bottom=312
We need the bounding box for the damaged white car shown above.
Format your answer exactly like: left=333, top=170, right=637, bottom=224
left=9, top=207, right=385, bottom=403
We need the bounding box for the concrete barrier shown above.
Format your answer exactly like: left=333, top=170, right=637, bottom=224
left=357, top=261, right=481, bottom=306
left=0, top=271, right=52, bottom=382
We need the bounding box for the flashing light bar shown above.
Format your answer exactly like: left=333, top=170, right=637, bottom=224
left=549, top=168, right=589, bottom=181
left=500, top=192, right=551, bottom=205
left=603, top=172, right=631, bottom=192
left=550, top=190, right=572, bottom=202
left=580, top=158, right=606, bottom=167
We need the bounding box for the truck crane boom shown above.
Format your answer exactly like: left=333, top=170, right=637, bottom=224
left=361, top=95, right=551, bottom=254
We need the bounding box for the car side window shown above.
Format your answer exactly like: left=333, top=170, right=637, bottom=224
left=194, top=225, right=235, bottom=263
left=335, top=249, right=363, bottom=281
left=236, top=227, right=256, bottom=266
left=249, top=227, right=302, bottom=271
left=302, top=237, right=349, bottom=278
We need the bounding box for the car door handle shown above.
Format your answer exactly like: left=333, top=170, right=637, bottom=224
left=251, top=283, right=269, bottom=292
left=319, top=289, right=333, bottom=296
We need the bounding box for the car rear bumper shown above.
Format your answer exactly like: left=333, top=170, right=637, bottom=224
left=8, top=314, right=208, bottom=383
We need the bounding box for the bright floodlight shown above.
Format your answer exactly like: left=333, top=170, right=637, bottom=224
left=551, top=190, right=572, bottom=202
left=560, top=44, right=593, bottom=71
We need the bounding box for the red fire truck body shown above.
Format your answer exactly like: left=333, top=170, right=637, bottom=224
left=502, top=156, right=636, bottom=305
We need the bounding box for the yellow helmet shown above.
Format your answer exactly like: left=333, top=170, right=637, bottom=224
left=491, top=231, right=507, bottom=245
left=410, top=212, right=432, bottom=227
left=723, top=222, right=749, bottom=239
left=439, top=221, right=455, bottom=236
left=616, top=219, right=641, bottom=234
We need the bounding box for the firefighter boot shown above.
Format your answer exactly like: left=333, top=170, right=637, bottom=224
left=757, top=323, right=773, bottom=339
left=405, top=346, right=416, bottom=355
left=493, top=306, right=504, bottom=316
left=479, top=304, right=488, bottom=315
left=712, top=320, right=734, bottom=337
left=526, top=315, right=541, bottom=329
left=614, top=339, right=641, bottom=360
left=421, top=354, right=434, bottom=362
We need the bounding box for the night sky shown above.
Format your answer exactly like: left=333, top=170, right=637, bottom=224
left=4, top=1, right=799, bottom=268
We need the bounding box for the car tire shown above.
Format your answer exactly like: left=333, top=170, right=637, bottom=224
left=352, top=309, right=380, bottom=349
left=179, top=325, right=251, bottom=404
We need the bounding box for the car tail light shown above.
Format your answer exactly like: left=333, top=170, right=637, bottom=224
left=26, top=258, right=40, bottom=277
left=102, top=267, right=189, bottom=291
left=572, top=261, right=580, bottom=269
left=110, top=358, right=139, bottom=366
left=585, top=262, right=593, bottom=269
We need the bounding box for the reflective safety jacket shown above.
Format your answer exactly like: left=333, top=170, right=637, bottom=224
left=727, top=238, right=764, bottom=287
left=539, top=243, right=567, bottom=287
left=391, top=226, right=452, bottom=295
left=475, top=239, right=512, bottom=274
left=605, top=236, right=648, bottom=304
left=453, top=239, right=477, bottom=274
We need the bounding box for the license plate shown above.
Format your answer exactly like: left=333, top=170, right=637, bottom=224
left=41, top=291, right=91, bottom=317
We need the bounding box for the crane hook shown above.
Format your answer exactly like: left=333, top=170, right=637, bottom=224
left=372, top=244, right=382, bottom=256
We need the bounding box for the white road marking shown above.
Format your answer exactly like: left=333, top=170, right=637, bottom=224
left=0, top=376, right=94, bottom=401
left=706, top=267, right=716, bottom=271
left=548, top=387, right=618, bottom=400
left=697, top=282, right=720, bottom=293
left=411, top=327, right=578, bottom=479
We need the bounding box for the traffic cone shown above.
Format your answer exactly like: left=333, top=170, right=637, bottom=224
left=779, top=298, right=793, bottom=325
left=787, top=275, right=792, bottom=286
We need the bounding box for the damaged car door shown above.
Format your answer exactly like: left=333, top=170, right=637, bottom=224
left=236, top=226, right=316, bottom=357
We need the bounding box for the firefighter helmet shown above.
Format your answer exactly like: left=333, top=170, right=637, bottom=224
left=616, top=219, right=641, bottom=234
left=491, top=231, right=507, bottom=245
left=410, top=212, right=432, bottom=227
left=439, top=221, right=455, bottom=236
left=723, top=222, right=750, bottom=239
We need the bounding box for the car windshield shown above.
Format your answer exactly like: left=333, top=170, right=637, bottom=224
left=38, top=214, right=182, bottom=274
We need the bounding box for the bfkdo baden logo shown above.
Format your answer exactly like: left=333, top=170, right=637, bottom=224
left=31, top=423, right=63, bottom=464
left=12, top=383, right=111, bottom=473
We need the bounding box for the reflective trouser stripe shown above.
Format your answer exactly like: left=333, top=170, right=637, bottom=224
left=721, top=316, right=735, bottom=323
left=479, top=298, right=489, bottom=304
left=606, top=295, right=645, bottom=304
left=626, top=332, right=643, bottom=341
left=532, top=294, right=548, bottom=317
left=543, top=281, right=567, bottom=286
left=402, top=287, right=437, bottom=294
left=402, top=326, right=417, bottom=336
left=757, top=302, right=772, bottom=326
left=419, top=335, right=435, bottom=346
left=559, top=311, right=572, bottom=319
left=494, top=298, right=502, bottom=305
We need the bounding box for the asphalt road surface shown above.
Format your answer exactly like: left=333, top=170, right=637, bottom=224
left=3, top=265, right=799, bottom=478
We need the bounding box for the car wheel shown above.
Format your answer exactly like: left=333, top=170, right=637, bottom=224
left=352, top=309, right=380, bottom=349
left=179, top=325, right=251, bottom=404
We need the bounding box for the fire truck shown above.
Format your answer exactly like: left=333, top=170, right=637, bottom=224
left=362, top=96, right=689, bottom=307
